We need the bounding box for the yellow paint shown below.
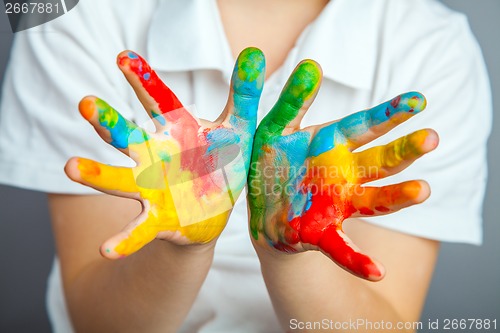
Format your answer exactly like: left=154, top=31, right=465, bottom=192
left=77, top=136, right=237, bottom=257
left=309, top=144, right=358, bottom=184
left=408, top=95, right=426, bottom=109
left=305, top=131, right=426, bottom=208
left=77, top=159, right=139, bottom=194
left=354, top=129, right=429, bottom=182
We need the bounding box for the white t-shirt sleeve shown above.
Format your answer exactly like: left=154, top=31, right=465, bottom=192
left=0, top=2, right=140, bottom=194
left=363, top=1, right=492, bottom=245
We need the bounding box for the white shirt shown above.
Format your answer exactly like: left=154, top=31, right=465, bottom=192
left=0, top=0, right=492, bottom=332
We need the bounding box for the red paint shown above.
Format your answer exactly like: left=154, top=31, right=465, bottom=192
left=118, top=53, right=183, bottom=113
left=285, top=177, right=383, bottom=279
left=343, top=201, right=358, bottom=218
left=385, top=107, right=390, bottom=118
left=375, top=205, right=390, bottom=212
left=273, top=242, right=298, bottom=253
left=318, top=227, right=383, bottom=280
left=119, top=52, right=202, bottom=169
left=358, top=207, right=375, bottom=215
left=295, top=193, right=342, bottom=245
left=390, top=95, right=401, bottom=108
left=284, top=222, right=300, bottom=244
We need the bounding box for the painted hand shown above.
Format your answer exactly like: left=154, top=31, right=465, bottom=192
left=66, top=48, right=265, bottom=259
left=248, top=60, right=439, bottom=281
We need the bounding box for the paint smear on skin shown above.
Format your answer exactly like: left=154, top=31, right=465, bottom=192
left=270, top=132, right=310, bottom=167
left=283, top=146, right=378, bottom=279
left=308, top=124, right=340, bottom=159
left=249, top=88, right=428, bottom=279
left=283, top=139, right=423, bottom=279
left=73, top=49, right=268, bottom=258
left=318, top=227, right=383, bottom=280
left=151, top=110, right=166, bottom=126
left=367, top=93, right=424, bottom=125
left=112, top=200, right=228, bottom=256
left=231, top=47, right=265, bottom=121
left=351, top=181, right=422, bottom=215
left=205, top=128, right=241, bottom=153
left=307, top=92, right=426, bottom=157
left=118, top=52, right=183, bottom=113
left=263, top=61, right=321, bottom=136
left=282, top=61, right=321, bottom=106
left=347, top=92, right=425, bottom=139
left=158, top=150, right=171, bottom=162
left=118, top=51, right=201, bottom=157
left=269, top=132, right=311, bottom=221
left=309, top=144, right=356, bottom=184
left=228, top=48, right=266, bottom=173
left=354, top=129, right=431, bottom=183
left=249, top=61, right=321, bottom=239
left=79, top=140, right=238, bottom=257
left=93, top=98, right=148, bottom=149
left=77, top=158, right=139, bottom=194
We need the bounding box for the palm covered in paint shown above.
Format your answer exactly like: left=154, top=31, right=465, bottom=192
left=66, top=48, right=265, bottom=259
left=248, top=61, right=439, bottom=281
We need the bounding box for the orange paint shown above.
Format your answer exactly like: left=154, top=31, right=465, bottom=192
left=79, top=97, right=97, bottom=120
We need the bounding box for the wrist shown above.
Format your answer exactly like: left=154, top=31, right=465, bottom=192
left=154, top=238, right=217, bottom=257
left=252, top=238, right=304, bottom=266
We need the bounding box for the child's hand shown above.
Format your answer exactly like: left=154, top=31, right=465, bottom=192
left=65, top=48, right=265, bottom=259
left=248, top=60, right=438, bottom=281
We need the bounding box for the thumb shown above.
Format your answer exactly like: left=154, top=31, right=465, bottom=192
left=222, top=47, right=266, bottom=130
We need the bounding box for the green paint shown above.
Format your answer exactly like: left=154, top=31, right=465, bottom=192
left=94, top=98, right=147, bottom=149
left=231, top=47, right=266, bottom=122
left=96, top=98, right=119, bottom=128
left=158, top=150, right=171, bottom=162
left=237, top=47, right=265, bottom=84
left=259, top=60, right=321, bottom=137
left=248, top=60, right=322, bottom=240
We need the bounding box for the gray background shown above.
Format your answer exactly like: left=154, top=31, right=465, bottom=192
left=0, top=1, right=498, bottom=332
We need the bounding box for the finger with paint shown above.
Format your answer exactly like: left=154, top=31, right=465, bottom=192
left=248, top=60, right=439, bottom=281
left=66, top=47, right=266, bottom=259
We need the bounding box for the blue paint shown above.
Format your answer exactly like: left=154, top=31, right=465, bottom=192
left=336, top=112, right=370, bottom=140
left=340, top=91, right=426, bottom=135
left=307, top=92, right=426, bottom=157
left=229, top=114, right=253, bottom=130
left=231, top=49, right=265, bottom=122
left=270, top=132, right=311, bottom=222
left=96, top=102, right=148, bottom=149
left=206, top=128, right=240, bottom=153
left=128, top=52, right=138, bottom=59
left=305, top=191, right=313, bottom=212
left=287, top=166, right=308, bottom=221
left=308, top=124, right=337, bottom=157
left=272, top=132, right=310, bottom=167
left=143, top=72, right=151, bottom=80
left=151, top=110, right=166, bottom=126
left=101, top=116, right=147, bottom=149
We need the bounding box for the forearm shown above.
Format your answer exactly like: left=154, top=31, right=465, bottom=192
left=65, top=240, right=214, bottom=333
left=256, top=248, right=414, bottom=333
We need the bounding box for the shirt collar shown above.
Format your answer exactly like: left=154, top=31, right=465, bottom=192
left=147, top=0, right=232, bottom=74
left=147, top=0, right=378, bottom=90
left=294, top=0, right=378, bottom=90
